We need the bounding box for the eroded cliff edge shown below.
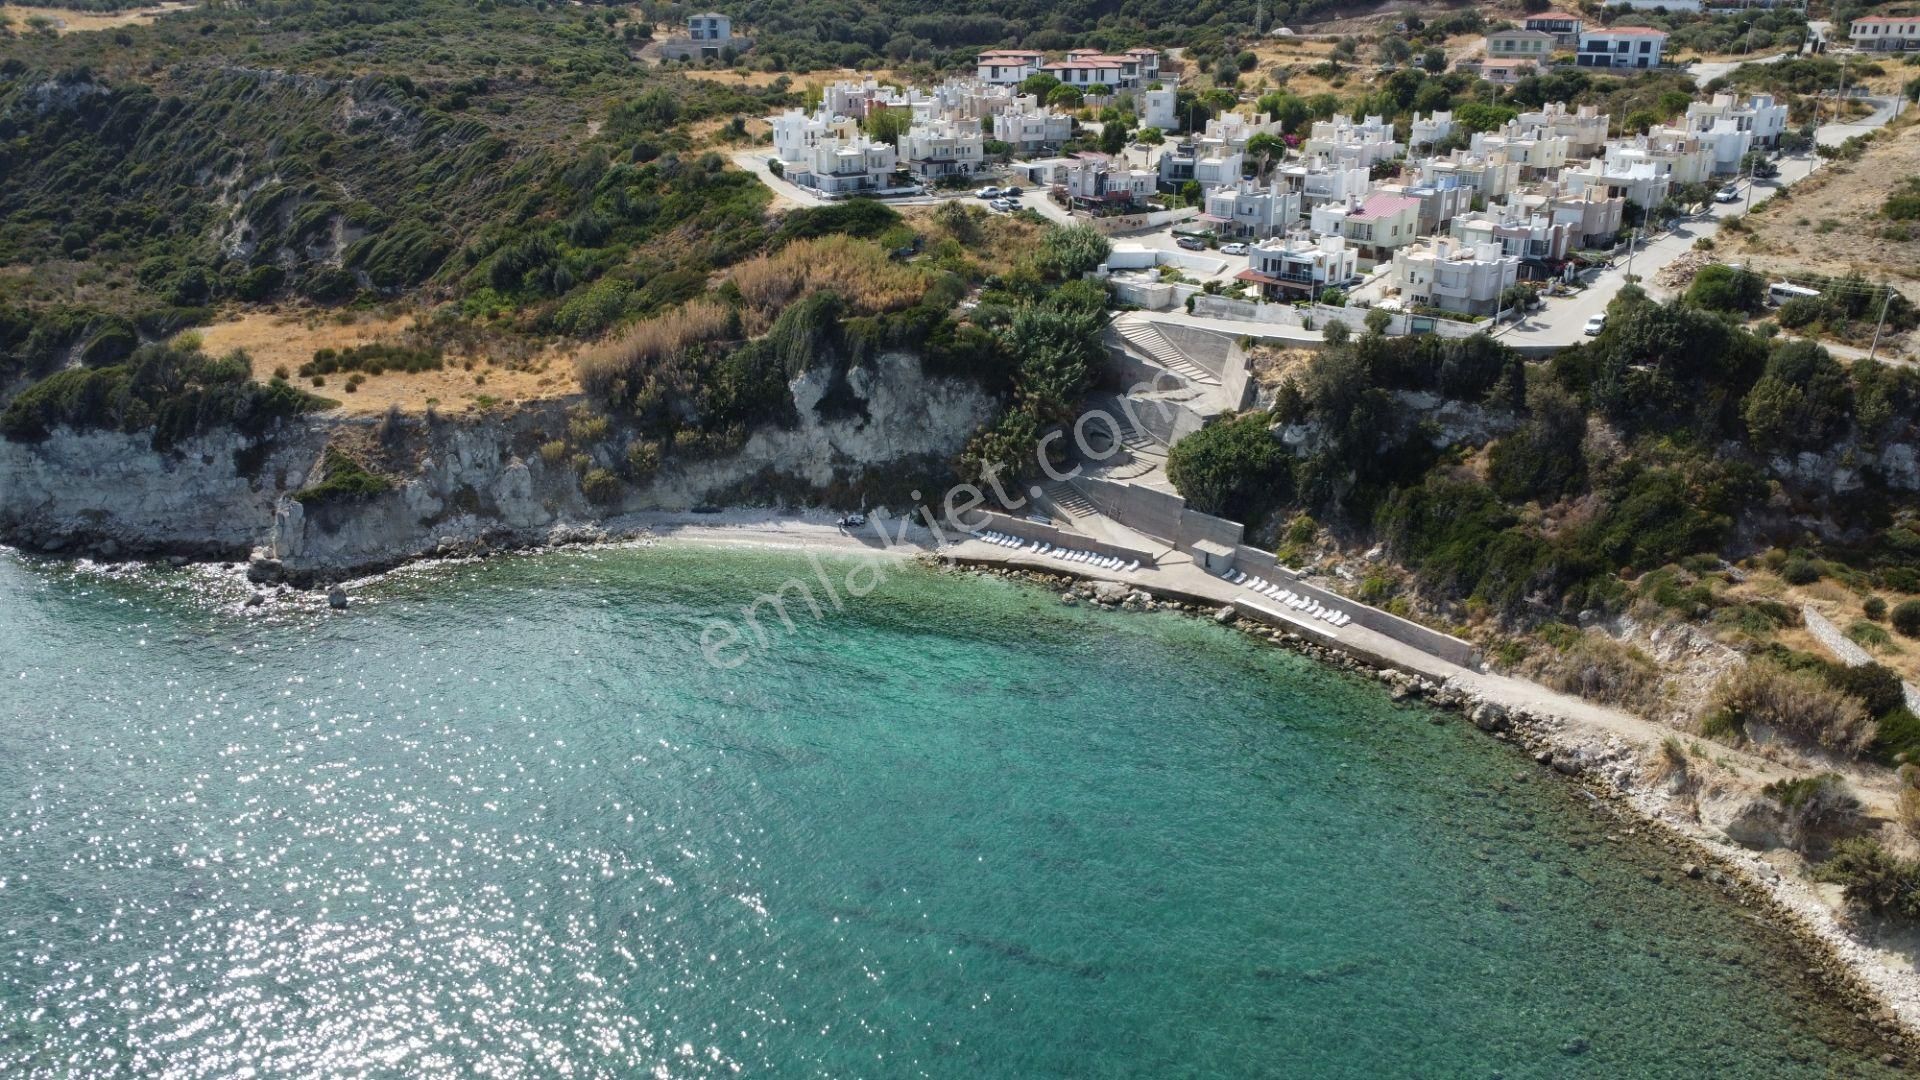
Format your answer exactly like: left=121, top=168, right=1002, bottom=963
left=0, top=352, right=992, bottom=580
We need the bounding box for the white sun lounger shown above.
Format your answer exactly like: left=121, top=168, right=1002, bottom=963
left=1125, top=560, right=1139, bottom=573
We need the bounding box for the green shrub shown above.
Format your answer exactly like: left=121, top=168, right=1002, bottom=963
left=294, top=448, right=391, bottom=504
left=1847, top=619, right=1896, bottom=653
left=1894, top=599, right=1920, bottom=637
left=1165, top=411, right=1291, bottom=523
left=1779, top=556, right=1821, bottom=585
left=1, top=342, right=328, bottom=449
left=1865, top=596, right=1888, bottom=621
left=1815, top=838, right=1920, bottom=919
left=1703, top=659, right=1876, bottom=755
left=581, top=467, right=622, bottom=505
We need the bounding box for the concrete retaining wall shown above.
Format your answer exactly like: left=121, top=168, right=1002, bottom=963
left=1073, top=476, right=1481, bottom=668
left=1190, top=294, right=1491, bottom=340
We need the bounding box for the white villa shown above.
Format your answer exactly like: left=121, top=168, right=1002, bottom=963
left=1390, top=237, right=1520, bottom=316
left=992, top=101, right=1074, bottom=153
left=1201, top=178, right=1304, bottom=239
left=1238, top=233, right=1360, bottom=300
left=771, top=108, right=860, bottom=163
left=976, top=50, right=1045, bottom=85
left=783, top=136, right=900, bottom=195
left=1515, top=103, right=1611, bottom=158
left=900, top=117, right=985, bottom=179
left=1302, top=114, right=1403, bottom=170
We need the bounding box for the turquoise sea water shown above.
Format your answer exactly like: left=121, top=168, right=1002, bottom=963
left=0, top=546, right=1902, bottom=1078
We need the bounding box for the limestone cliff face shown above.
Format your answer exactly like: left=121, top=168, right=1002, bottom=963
left=1, top=352, right=995, bottom=577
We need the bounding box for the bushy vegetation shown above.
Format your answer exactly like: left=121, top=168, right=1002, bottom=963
left=0, top=340, right=329, bottom=448
left=1815, top=838, right=1920, bottom=920
left=0, top=0, right=793, bottom=322
left=294, top=446, right=393, bottom=504
left=301, top=344, right=442, bottom=379
left=1703, top=659, right=1876, bottom=757
left=1166, top=411, right=1290, bottom=523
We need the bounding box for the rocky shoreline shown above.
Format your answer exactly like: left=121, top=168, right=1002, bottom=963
left=956, top=560, right=1919, bottom=1064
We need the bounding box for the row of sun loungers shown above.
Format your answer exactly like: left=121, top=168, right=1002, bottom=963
left=976, top=531, right=1140, bottom=574
left=1223, top=569, right=1353, bottom=628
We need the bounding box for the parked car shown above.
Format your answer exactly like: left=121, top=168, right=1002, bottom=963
left=1175, top=236, right=1206, bottom=251
left=975, top=186, right=1003, bottom=199
left=1713, top=185, right=1740, bottom=203
left=1583, top=313, right=1606, bottom=336
left=1219, top=242, right=1249, bottom=256
left=1002, top=185, right=1023, bottom=197
left=990, top=198, right=1017, bottom=212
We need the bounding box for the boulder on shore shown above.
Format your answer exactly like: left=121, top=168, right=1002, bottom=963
left=327, top=586, right=349, bottom=610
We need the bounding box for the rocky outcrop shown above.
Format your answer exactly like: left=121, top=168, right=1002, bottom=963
left=1, top=352, right=995, bottom=580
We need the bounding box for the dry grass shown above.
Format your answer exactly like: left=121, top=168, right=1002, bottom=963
left=1517, top=629, right=1669, bottom=716
left=1705, top=659, right=1877, bottom=757
left=576, top=298, right=733, bottom=398
left=200, top=308, right=575, bottom=415
left=1, top=2, right=196, bottom=34
left=1730, top=111, right=1920, bottom=307
left=725, top=235, right=928, bottom=331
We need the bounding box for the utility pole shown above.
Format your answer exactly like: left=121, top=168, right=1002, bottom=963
left=1626, top=224, right=1640, bottom=280
left=1868, top=282, right=1894, bottom=362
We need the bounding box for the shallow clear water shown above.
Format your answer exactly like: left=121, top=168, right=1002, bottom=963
left=0, top=546, right=1901, bottom=1078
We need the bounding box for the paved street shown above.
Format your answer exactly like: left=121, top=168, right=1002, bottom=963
left=1496, top=95, right=1899, bottom=351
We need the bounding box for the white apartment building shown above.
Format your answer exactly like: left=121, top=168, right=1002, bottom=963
left=1201, top=179, right=1304, bottom=239
left=1041, top=57, right=1131, bottom=91
left=1410, top=111, right=1455, bottom=151
left=1511, top=183, right=1625, bottom=248
left=1158, top=139, right=1244, bottom=191
left=1418, top=149, right=1523, bottom=201
left=1450, top=205, right=1576, bottom=267
left=1606, top=131, right=1715, bottom=187
left=1852, top=15, right=1920, bottom=51
left=771, top=108, right=860, bottom=163
left=1059, top=158, right=1157, bottom=206
left=1576, top=27, right=1667, bottom=69
left=992, top=103, right=1074, bottom=153
left=1239, top=233, right=1359, bottom=300
left=977, top=50, right=1045, bottom=85
left=900, top=117, right=984, bottom=179
left=1140, top=87, right=1179, bottom=131
left=1205, top=111, right=1282, bottom=152
left=1374, top=179, right=1470, bottom=236
left=688, top=13, right=731, bottom=43
left=1275, top=159, right=1372, bottom=215
left=1302, top=114, right=1403, bottom=169
left=1312, top=192, right=1423, bottom=269
left=1515, top=102, right=1611, bottom=158
left=1682, top=92, right=1789, bottom=170
left=1470, top=128, right=1570, bottom=179
left=1561, top=156, right=1671, bottom=210
left=785, top=136, right=900, bottom=195
left=1391, top=238, right=1520, bottom=316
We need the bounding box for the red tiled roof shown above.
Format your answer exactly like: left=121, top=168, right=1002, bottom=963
left=1853, top=14, right=1920, bottom=23
left=1043, top=60, right=1127, bottom=70
left=1527, top=11, right=1581, bottom=21
left=1586, top=26, right=1667, bottom=36
left=1352, top=194, right=1421, bottom=219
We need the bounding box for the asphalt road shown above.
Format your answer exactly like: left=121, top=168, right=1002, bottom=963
left=1496, top=95, right=1899, bottom=351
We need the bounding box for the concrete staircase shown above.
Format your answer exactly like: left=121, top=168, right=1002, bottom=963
left=1040, top=480, right=1099, bottom=525
left=1114, top=313, right=1220, bottom=387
